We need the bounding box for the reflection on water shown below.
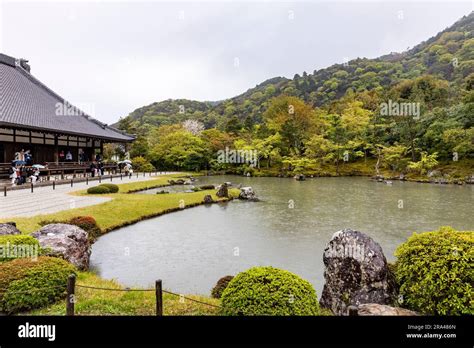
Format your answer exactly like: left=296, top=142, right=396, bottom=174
left=90, top=176, right=473, bottom=296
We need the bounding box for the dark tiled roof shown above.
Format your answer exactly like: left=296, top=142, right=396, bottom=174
left=0, top=54, right=134, bottom=142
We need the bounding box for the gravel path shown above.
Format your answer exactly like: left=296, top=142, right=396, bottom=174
left=0, top=173, right=167, bottom=218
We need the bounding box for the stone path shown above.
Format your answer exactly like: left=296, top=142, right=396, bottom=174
left=0, top=173, right=168, bottom=218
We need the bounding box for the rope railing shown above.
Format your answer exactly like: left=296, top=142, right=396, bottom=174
left=75, top=284, right=155, bottom=292
left=0, top=275, right=222, bottom=315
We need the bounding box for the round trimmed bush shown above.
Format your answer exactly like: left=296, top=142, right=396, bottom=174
left=395, top=226, right=473, bottom=315
left=98, top=183, right=119, bottom=193
left=211, top=275, right=234, bottom=299
left=0, top=235, right=41, bottom=262
left=68, top=216, right=101, bottom=241
left=221, top=266, right=320, bottom=316
left=87, top=185, right=111, bottom=194
left=0, top=256, right=76, bottom=313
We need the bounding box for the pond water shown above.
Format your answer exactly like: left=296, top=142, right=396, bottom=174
left=90, top=175, right=473, bottom=297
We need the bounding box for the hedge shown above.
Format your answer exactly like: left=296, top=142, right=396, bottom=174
left=87, top=185, right=111, bottom=194
left=395, top=226, right=473, bottom=315
left=221, top=266, right=320, bottom=316
left=98, top=183, right=119, bottom=193
left=0, top=235, right=41, bottom=262
left=0, top=256, right=76, bottom=313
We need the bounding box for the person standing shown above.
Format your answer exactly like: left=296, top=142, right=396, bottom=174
left=9, top=164, right=18, bottom=186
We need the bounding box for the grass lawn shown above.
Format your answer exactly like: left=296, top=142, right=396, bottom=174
left=2, top=173, right=239, bottom=234
left=28, top=272, right=221, bottom=316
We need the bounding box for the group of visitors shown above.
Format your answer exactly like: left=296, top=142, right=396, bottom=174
left=15, top=149, right=33, bottom=165
left=6, top=150, right=133, bottom=186
left=89, top=161, right=105, bottom=177
left=9, top=149, right=40, bottom=186
left=59, top=150, right=73, bottom=162
left=9, top=164, right=40, bottom=186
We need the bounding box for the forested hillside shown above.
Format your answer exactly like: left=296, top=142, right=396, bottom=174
left=114, top=13, right=473, bottom=180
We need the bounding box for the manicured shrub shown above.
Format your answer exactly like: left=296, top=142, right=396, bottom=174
left=98, top=183, right=119, bottom=193
left=68, top=216, right=102, bottom=241
left=87, top=185, right=111, bottom=194
left=211, top=275, right=234, bottom=299
left=0, top=235, right=41, bottom=262
left=221, top=266, right=320, bottom=316
left=0, top=256, right=76, bottom=313
left=395, top=226, right=473, bottom=315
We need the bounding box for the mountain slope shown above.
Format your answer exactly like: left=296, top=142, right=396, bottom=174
left=118, top=12, right=473, bottom=131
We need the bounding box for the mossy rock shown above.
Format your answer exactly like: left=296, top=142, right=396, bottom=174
left=395, top=226, right=474, bottom=315
left=211, top=275, right=233, bottom=299
left=221, top=266, right=320, bottom=316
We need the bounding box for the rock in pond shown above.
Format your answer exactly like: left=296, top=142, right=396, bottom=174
left=294, top=174, right=306, bottom=181
left=203, top=195, right=214, bottom=204
left=356, top=303, right=418, bottom=316
left=320, top=228, right=396, bottom=315
left=0, top=222, right=21, bottom=235
left=216, top=183, right=229, bottom=198
left=32, top=223, right=91, bottom=270
left=238, top=187, right=259, bottom=201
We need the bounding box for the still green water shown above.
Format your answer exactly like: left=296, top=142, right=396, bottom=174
left=90, top=176, right=473, bottom=296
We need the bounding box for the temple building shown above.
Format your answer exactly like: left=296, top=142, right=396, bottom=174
left=0, top=53, right=134, bottom=166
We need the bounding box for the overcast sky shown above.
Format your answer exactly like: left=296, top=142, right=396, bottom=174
left=0, top=0, right=472, bottom=124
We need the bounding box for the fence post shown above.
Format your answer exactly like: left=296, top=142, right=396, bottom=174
left=120, top=174, right=123, bottom=180
left=66, top=274, right=76, bottom=316
left=348, top=305, right=358, bottom=316
left=155, top=279, right=163, bottom=316
left=110, top=175, right=113, bottom=182
left=31, top=183, right=34, bottom=193
left=71, top=179, right=73, bottom=187
left=4, top=186, right=6, bottom=197
left=53, top=181, right=55, bottom=190
left=86, top=177, right=89, bottom=185
left=136, top=172, right=139, bottom=179
left=99, top=176, right=102, bottom=183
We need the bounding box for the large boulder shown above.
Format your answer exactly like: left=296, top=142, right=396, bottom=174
left=320, top=229, right=396, bottom=315
left=357, top=303, right=418, bottom=316
left=238, top=187, right=259, bottom=201
left=32, top=224, right=90, bottom=270
left=216, top=183, right=229, bottom=198
left=0, top=223, right=21, bottom=235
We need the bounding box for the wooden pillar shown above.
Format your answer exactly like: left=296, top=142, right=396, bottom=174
left=54, top=134, right=59, bottom=164
left=99, top=140, right=104, bottom=157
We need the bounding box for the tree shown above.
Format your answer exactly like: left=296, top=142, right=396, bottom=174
left=382, top=145, right=409, bottom=172
left=182, top=119, right=205, bottom=135
left=263, top=96, right=324, bottom=155
left=407, top=152, right=439, bottom=175
left=149, top=130, right=208, bottom=170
